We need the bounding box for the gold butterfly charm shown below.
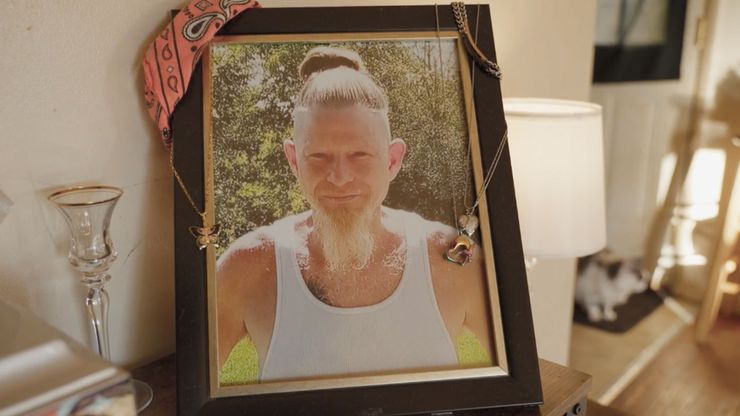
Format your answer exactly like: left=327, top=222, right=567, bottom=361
left=189, top=223, right=221, bottom=250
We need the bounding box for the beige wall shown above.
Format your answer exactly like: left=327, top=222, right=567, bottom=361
left=0, top=0, right=595, bottom=366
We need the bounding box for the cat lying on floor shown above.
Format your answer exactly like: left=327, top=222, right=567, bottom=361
left=575, top=250, right=649, bottom=322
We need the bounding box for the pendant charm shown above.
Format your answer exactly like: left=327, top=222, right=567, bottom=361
left=458, top=214, right=479, bottom=235
left=445, top=215, right=479, bottom=266
left=189, top=223, right=221, bottom=250
left=445, top=233, right=476, bottom=265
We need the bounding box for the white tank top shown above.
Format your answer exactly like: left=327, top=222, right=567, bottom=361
left=260, top=211, right=458, bottom=382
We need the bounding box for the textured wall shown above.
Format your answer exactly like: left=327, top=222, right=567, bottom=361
left=0, top=0, right=595, bottom=366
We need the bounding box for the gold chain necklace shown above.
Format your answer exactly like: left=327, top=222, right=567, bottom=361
left=436, top=2, right=508, bottom=265
left=169, top=139, right=221, bottom=250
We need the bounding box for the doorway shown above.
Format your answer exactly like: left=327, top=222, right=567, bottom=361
left=570, top=0, right=709, bottom=403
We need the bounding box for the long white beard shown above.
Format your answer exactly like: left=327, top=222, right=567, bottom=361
left=312, top=205, right=375, bottom=272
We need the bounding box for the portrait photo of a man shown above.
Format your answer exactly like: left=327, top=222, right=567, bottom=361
left=207, top=37, right=498, bottom=386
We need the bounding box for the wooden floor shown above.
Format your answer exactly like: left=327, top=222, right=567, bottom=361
left=569, top=300, right=692, bottom=400
left=608, top=317, right=740, bottom=416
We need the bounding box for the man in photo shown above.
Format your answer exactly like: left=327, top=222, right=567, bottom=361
left=217, top=46, right=492, bottom=382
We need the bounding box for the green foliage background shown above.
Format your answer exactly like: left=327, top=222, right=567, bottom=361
left=210, top=39, right=472, bottom=256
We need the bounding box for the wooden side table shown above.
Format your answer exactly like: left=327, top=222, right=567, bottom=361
left=134, top=356, right=597, bottom=415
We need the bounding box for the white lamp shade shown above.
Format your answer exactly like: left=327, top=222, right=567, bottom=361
left=504, top=98, right=607, bottom=258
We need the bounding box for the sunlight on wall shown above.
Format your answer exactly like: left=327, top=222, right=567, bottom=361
left=657, top=148, right=726, bottom=221
left=657, top=152, right=676, bottom=209
left=656, top=149, right=727, bottom=279
left=680, top=148, right=726, bottom=220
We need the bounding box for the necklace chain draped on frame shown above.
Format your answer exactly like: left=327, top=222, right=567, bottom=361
left=169, top=138, right=221, bottom=250
left=436, top=2, right=508, bottom=266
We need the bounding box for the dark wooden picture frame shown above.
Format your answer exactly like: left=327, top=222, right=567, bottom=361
left=172, top=5, right=541, bottom=415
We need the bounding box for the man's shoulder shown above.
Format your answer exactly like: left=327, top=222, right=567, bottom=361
left=220, top=212, right=308, bottom=256
left=416, top=212, right=484, bottom=288
left=218, top=227, right=275, bottom=268
left=216, top=232, right=274, bottom=292
left=424, top=220, right=457, bottom=252
left=383, top=207, right=456, bottom=244
left=216, top=211, right=310, bottom=278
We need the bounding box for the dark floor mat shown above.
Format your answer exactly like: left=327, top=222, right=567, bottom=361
left=573, top=289, right=664, bottom=333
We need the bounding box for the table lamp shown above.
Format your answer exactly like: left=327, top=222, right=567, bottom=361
left=503, top=98, right=607, bottom=263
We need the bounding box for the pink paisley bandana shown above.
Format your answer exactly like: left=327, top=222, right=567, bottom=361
left=143, top=0, right=260, bottom=148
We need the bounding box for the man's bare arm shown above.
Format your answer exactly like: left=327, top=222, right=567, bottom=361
left=216, top=239, right=276, bottom=371
left=217, top=249, right=250, bottom=369
left=459, top=253, right=494, bottom=361
left=428, top=230, right=494, bottom=361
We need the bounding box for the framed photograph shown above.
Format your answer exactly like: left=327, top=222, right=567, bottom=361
left=172, top=5, right=541, bottom=415
left=592, top=0, right=687, bottom=83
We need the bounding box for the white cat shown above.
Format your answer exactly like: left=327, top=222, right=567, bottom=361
left=575, top=250, right=649, bottom=322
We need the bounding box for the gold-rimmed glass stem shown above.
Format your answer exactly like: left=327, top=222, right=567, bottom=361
left=85, top=274, right=112, bottom=360
left=49, top=185, right=122, bottom=362
left=49, top=185, right=154, bottom=411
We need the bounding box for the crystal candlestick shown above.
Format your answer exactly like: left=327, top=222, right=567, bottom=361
left=49, top=185, right=153, bottom=412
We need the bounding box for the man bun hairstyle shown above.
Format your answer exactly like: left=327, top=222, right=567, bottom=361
left=298, top=46, right=366, bottom=80
left=295, top=46, right=389, bottom=112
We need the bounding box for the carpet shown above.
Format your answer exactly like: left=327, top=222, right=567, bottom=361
left=573, top=289, right=665, bottom=333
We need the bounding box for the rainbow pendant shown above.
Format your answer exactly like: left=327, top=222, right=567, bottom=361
left=445, top=215, right=479, bottom=266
